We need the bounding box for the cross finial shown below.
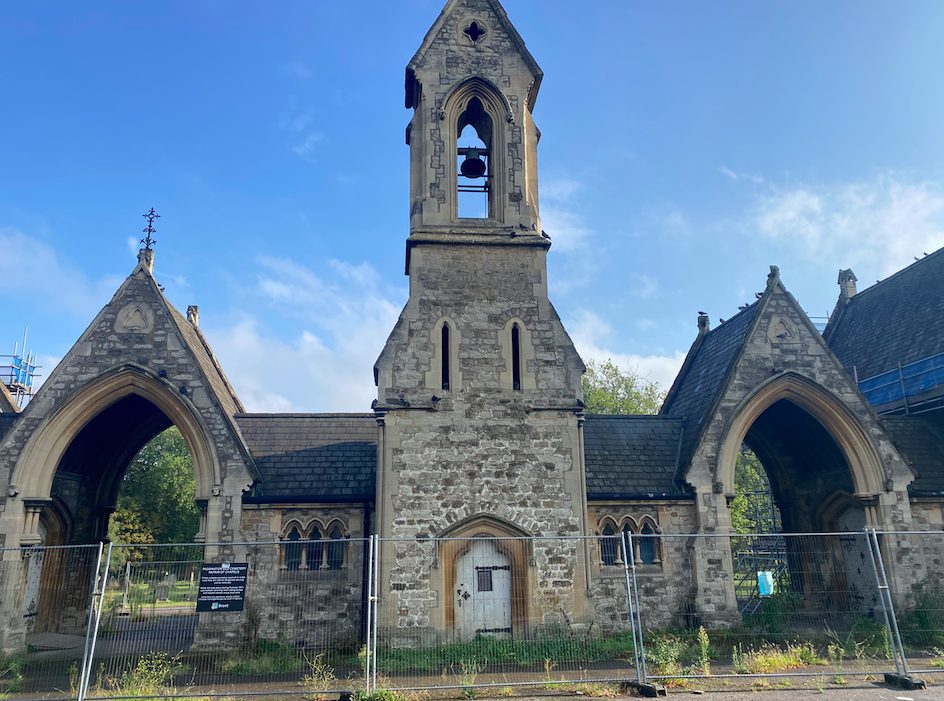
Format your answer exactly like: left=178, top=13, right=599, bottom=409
left=140, top=208, right=160, bottom=250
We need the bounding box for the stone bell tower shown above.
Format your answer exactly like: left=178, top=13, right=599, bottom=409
left=374, top=0, right=591, bottom=639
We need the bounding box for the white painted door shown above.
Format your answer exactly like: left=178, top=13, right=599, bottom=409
left=456, top=538, right=512, bottom=640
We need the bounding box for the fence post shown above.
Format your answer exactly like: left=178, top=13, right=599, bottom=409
left=619, top=530, right=642, bottom=682
left=371, top=533, right=380, bottom=692
left=78, top=542, right=113, bottom=701
left=865, top=529, right=924, bottom=690
left=365, top=534, right=375, bottom=694
left=76, top=543, right=104, bottom=701
left=626, top=531, right=648, bottom=683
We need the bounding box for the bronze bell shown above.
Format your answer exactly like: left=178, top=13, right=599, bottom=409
left=460, top=148, right=487, bottom=179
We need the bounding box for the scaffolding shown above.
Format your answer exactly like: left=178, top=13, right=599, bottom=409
left=857, top=351, right=944, bottom=414
left=1, top=328, right=41, bottom=409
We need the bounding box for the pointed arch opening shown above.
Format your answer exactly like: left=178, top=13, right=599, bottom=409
left=438, top=515, right=532, bottom=640
left=443, top=78, right=509, bottom=224
left=715, top=373, right=890, bottom=613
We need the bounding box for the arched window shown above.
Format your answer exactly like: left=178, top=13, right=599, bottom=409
left=600, top=523, right=617, bottom=566
left=638, top=523, right=658, bottom=565
left=511, top=323, right=522, bottom=391
left=327, top=526, right=345, bottom=570
left=441, top=323, right=451, bottom=391
left=284, top=526, right=302, bottom=571
left=307, top=525, right=325, bottom=571
left=456, top=96, right=492, bottom=218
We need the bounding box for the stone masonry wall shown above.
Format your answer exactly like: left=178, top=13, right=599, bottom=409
left=588, top=502, right=697, bottom=633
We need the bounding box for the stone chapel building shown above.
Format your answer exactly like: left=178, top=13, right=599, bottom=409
left=1, top=0, right=943, bottom=649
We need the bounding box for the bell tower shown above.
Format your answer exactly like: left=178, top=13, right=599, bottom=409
left=405, top=0, right=543, bottom=235
left=374, top=0, right=591, bottom=640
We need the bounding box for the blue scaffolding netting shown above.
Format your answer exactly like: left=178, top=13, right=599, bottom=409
left=0, top=353, right=37, bottom=392
left=858, top=351, right=944, bottom=408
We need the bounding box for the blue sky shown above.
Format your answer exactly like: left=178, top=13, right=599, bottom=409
left=2, top=0, right=943, bottom=411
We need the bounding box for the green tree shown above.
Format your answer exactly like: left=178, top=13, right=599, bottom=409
left=108, top=427, right=199, bottom=553
left=581, top=358, right=665, bottom=415
left=729, top=447, right=782, bottom=534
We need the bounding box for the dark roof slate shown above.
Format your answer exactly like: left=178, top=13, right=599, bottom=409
left=660, top=302, right=760, bottom=471
left=236, top=413, right=377, bottom=501
left=882, top=414, right=944, bottom=496
left=584, top=415, right=690, bottom=498
left=825, top=247, right=944, bottom=381
left=0, top=413, right=18, bottom=441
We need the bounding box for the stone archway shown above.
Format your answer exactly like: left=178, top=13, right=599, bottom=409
left=7, top=365, right=222, bottom=528
left=0, top=366, right=229, bottom=644
left=716, top=373, right=886, bottom=509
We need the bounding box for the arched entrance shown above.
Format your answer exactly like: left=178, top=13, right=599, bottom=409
left=6, top=367, right=222, bottom=636
left=439, top=516, right=531, bottom=640
left=716, top=374, right=888, bottom=614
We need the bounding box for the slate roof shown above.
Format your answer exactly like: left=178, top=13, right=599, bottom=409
left=660, top=302, right=760, bottom=472
left=167, top=305, right=245, bottom=416
left=882, top=415, right=944, bottom=496
left=584, top=415, right=689, bottom=498
left=0, top=413, right=18, bottom=441
left=825, top=247, right=944, bottom=381
left=237, top=413, right=377, bottom=502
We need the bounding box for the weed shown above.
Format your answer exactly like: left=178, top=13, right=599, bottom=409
left=301, top=653, right=337, bottom=701
left=0, top=654, right=22, bottom=693
left=832, top=675, right=847, bottom=685
left=94, top=652, right=179, bottom=698
left=731, top=642, right=825, bottom=674
left=457, top=657, right=484, bottom=698
left=496, top=687, right=515, bottom=697
left=221, top=638, right=302, bottom=676
left=569, top=682, right=619, bottom=697
left=351, top=691, right=414, bottom=701
left=696, top=626, right=711, bottom=676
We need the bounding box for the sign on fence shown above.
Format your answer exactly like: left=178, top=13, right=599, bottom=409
left=195, top=562, right=248, bottom=612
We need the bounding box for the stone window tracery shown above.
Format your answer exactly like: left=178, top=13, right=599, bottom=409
left=280, top=519, right=347, bottom=572
left=597, top=515, right=662, bottom=568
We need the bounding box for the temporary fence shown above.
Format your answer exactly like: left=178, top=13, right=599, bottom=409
left=1, top=530, right=940, bottom=699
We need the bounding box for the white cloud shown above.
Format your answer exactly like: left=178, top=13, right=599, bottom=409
left=292, top=132, right=324, bottom=158
left=718, top=165, right=766, bottom=185
left=540, top=205, right=591, bottom=251
left=540, top=177, right=591, bottom=252
left=629, top=273, right=658, bottom=299
left=566, top=308, right=685, bottom=390
left=753, top=174, right=944, bottom=276
left=204, top=257, right=403, bottom=412
left=0, top=229, right=115, bottom=318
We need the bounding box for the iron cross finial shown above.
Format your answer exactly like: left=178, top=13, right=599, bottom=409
left=140, top=208, right=160, bottom=250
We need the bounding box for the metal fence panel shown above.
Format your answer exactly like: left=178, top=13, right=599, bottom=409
left=0, top=544, right=102, bottom=701
left=81, top=539, right=369, bottom=700
left=636, top=532, right=899, bottom=685
left=878, top=530, right=944, bottom=677
left=372, top=535, right=640, bottom=692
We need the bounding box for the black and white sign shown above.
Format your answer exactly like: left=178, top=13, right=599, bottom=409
left=196, top=562, right=248, bottom=612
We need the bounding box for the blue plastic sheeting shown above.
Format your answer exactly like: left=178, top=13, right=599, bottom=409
left=858, top=352, right=944, bottom=406
left=0, top=354, right=36, bottom=390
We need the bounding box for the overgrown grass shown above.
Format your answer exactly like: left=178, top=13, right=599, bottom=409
left=731, top=642, right=825, bottom=674
left=0, top=654, right=23, bottom=693
left=376, top=632, right=636, bottom=673
left=220, top=639, right=304, bottom=676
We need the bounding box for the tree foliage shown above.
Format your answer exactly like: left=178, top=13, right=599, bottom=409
left=581, top=359, right=665, bottom=415
left=108, top=427, right=199, bottom=556
left=730, top=447, right=782, bottom=534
